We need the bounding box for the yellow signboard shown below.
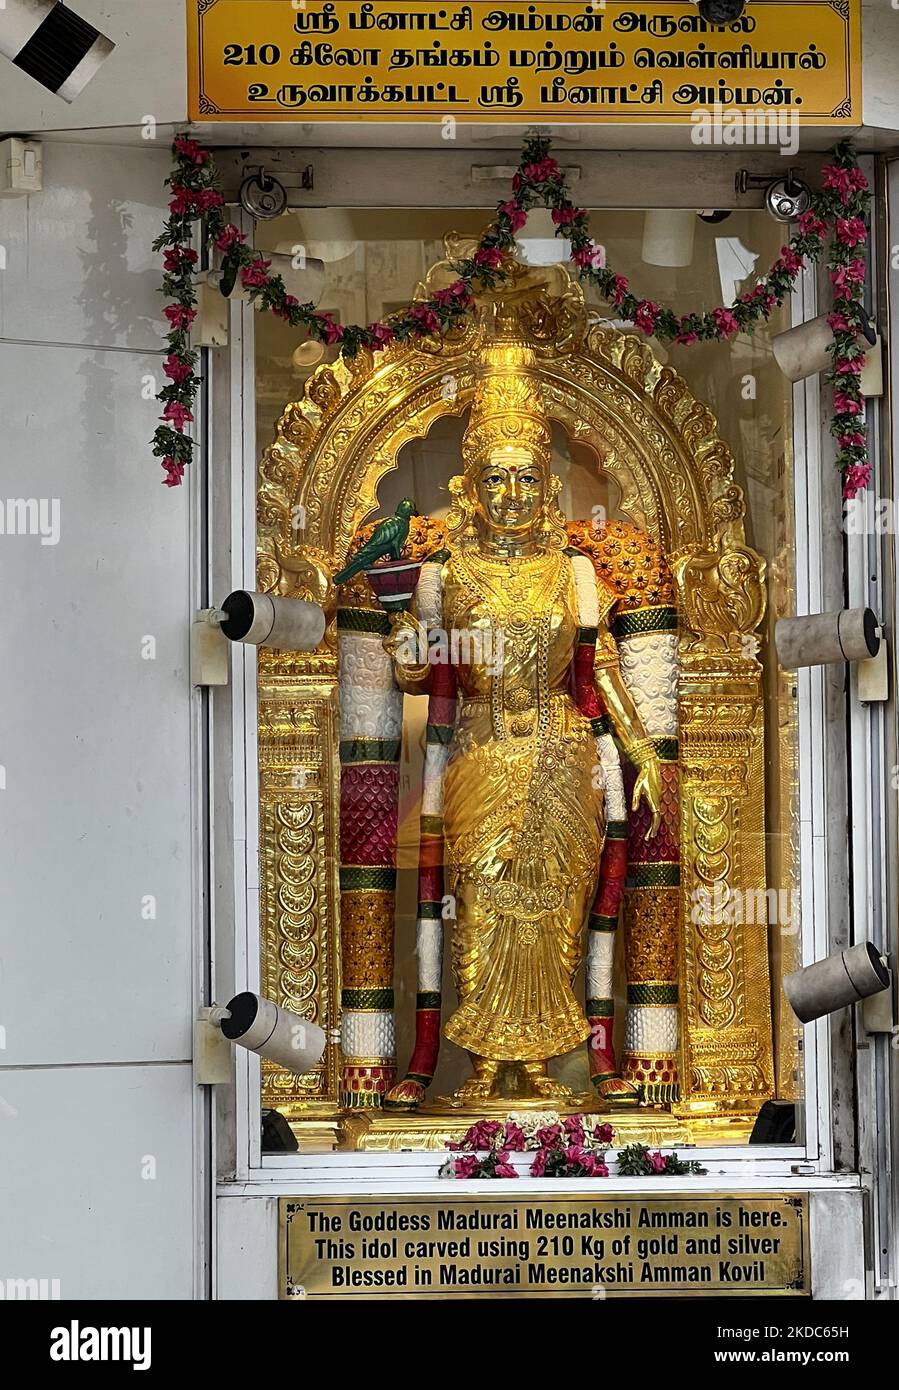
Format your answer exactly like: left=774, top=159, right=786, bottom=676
left=280, top=1193, right=810, bottom=1298
left=188, top=0, right=860, bottom=123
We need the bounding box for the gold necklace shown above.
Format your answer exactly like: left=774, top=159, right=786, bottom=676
left=451, top=547, right=570, bottom=741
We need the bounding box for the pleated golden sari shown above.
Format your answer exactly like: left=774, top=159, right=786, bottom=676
left=441, top=547, right=605, bottom=1061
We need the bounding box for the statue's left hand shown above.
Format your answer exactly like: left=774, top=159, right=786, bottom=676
left=632, top=758, right=662, bottom=840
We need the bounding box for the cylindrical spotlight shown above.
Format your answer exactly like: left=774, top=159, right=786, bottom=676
left=775, top=608, right=880, bottom=670
left=218, top=590, right=326, bottom=652
left=220, top=993, right=326, bottom=1074
left=642, top=209, right=695, bottom=268
left=0, top=2, right=115, bottom=102
left=783, top=943, right=890, bottom=1024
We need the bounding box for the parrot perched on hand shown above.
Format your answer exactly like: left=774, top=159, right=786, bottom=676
left=332, top=498, right=417, bottom=585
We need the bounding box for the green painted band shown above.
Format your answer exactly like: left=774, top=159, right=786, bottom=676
left=416, top=993, right=441, bottom=1011
left=586, top=999, right=615, bottom=1017
left=613, top=606, right=678, bottom=639
left=627, top=863, right=680, bottom=889
left=605, top=819, right=628, bottom=839
left=339, top=737, right=401, bottom=764
left=627, top=984, right=679, bottom=1006
left=340, top=867, right=396, bottom=892
left=337, top=608, right=391, bottom=635
left=588, top=914, right=619, bottom=933
left=341, top=988, right=395, bottom=1010
left=426, top=723, right=455, bottom=746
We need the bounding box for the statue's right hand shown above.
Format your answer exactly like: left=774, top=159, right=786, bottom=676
left=382, top=610, right=428, bottom=668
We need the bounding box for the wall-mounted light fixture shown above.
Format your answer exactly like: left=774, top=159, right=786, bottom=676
left=0, top=1, right=115, bottom=102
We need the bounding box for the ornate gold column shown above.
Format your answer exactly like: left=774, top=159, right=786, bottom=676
left=673, top=548, right=775, bottom=1132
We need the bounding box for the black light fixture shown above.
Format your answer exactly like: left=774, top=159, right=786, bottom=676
left=0, top=1, right=115, bottom=102
left=697, top=0, right=747, bottom=22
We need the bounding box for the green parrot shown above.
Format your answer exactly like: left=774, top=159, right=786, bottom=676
left=332, top=498, right=417, bottom=585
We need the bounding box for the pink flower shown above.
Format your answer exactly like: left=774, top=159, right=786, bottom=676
left=168, top=184, right=194, bottom=217
left=163, top=354, right=193, bottom=383
left=551, top=204, right=583, bottom=227
left=609, top=274, right=630, bottom=307
left=822, top=164, right=854, bottom=201
left=831, top=260, right=866, bottom=295
left=592, top=1122, right=615, bottom=1145
left=451, top=1119, right=500, bottom=1152
left=634, top=299, right=660, bottom=334
left=193, top=188, right=224, bottom=214
left=530, top=1150, right=547, bottom=1177
left=494, top=1153, right=519, bottom=1179
left=367, top=322, right=395, bottom=347
left=834, top=390, right=863, bottom=416
left=712, top=306, right=740, bottom=338
left=838, top=431, right=866, bottom=448
left=674, top=326, right=699, bottom=345
left=161, top=401, right=194, bottom=432
left=649, top=1150, right=668, bottom=1174
left=502, top=1121, right=527, bottom=1153
left=473, top=246, right=503, bottom=270
left=594, top=1161, right=610, bottom=1177
left=173, top=136, right=209, bottom=166
left=836, top=216, right=867, bottom=248
left=163, top=303, right=196, bottom=330
left=798, top=210, right=827, bottom=239
left=215, top=224, right=247, bottom=254
left=498, top=198, right=528, bottom=232
left=827, top=311, right=854, bottom=332
left=513, top=157, right=561, bottom=191
left=453, top=1155, right=479, bottom=1179
left=835, top=355, right=865, bottom=375
left=409, top=305, right=440, bottom=335
left=240, top=257, right=272, bottom=290
left=535, top=1123, right=563, bottom=1149
left=775, top=246, right=804, bottom=276
left=562, top=1114, right=585, bottom=1142
left=274, top=294, right=299, bottom=321
left=572, top=242, right=605, bottom=270
left=163, top=245, right=198, bottom=273
left=317, top=313, right=345, bottom=344
left=161, top=457, right=184, bottom=488
left=433, top=280, right=472, bottom=308
left=842, top=464, right=871, bottom=499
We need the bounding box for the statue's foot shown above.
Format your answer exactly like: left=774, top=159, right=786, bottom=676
left=384, top=1077, right=427, bottom=1111
left=530, top=1076, right=575, bottom=1101
left=593, top=1075, right=641, bottom=1109
left=521, top=1063, right=574, bottom=1102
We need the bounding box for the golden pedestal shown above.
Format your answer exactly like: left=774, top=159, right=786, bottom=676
left=341, top=1099, right=695, bottom=1153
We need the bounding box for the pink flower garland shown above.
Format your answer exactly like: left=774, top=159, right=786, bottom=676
left=154, top=134, right=870, bottom=497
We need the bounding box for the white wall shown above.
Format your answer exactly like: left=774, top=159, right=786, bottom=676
left=0, top=0, right=187, bottom=134
left=0, top=140, right=202, bottom=1298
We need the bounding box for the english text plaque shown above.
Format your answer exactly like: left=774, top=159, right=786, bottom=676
left=280, top=1192, right=809, bottom=1298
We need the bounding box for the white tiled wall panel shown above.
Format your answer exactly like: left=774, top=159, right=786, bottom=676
left=0, top=1064, right=196, bottom=1299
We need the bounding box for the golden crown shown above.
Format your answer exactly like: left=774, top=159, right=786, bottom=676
left=461, top=329, right=552, bottom=474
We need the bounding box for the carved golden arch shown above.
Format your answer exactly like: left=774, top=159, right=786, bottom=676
left=257, top=260, right=775, bottom=1142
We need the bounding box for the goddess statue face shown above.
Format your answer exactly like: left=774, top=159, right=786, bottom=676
left=474, top=447, right=546, bottom=537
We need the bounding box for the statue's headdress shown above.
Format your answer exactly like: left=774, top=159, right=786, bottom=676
left=449, top=303, right=566, bottom=548
left=461, top=308, right=553, bottom=474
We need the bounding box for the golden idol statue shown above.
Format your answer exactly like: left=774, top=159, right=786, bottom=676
left=368, top=315, right=665, bottom=1109
left=256, top=248, right=777, bottom=1149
